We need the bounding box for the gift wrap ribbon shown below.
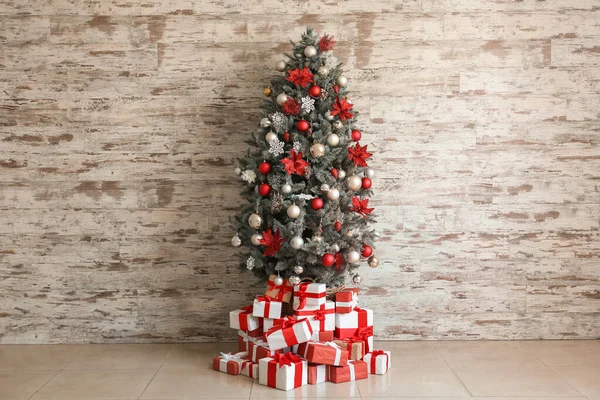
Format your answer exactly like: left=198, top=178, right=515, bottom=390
left=348, top=361, right=356, bottom=381
left=369, top=350, right=390, bottom=374
left=256, top=296, right=272, bottom=317
left=294, top=303, right=334, bottom=331
left=237, top=305, right=253, bottom=331
left=267, top=353, right=303, bottom=389
left=214, top=352, right=243, bottom=375
left=266, top=279, right=292, bottom=301
left=293, top=283, right=326, bottom=310
left=266, top=316, right=299, bottom=347
left=324, top=341, right=343, bottom=365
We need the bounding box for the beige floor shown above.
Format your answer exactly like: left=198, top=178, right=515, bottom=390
left=1, top=340, right=599, bottom=400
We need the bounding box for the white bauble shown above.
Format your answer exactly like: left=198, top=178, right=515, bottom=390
left=287, top=204, right=301, bottom=219
left=320, top=184, right=330, bottom=193
left=365, top=168, right=375, bottom=179
left=276, top=93, right=289, bottom=106
left=327, top=188, right=340, bottom=201
left=331, top=244, right=340, bottom=253
left=310, top=143, right=326, bottom=158
left=347, top=175, right=362, bottom=191
left=231, top=235, right=242, bottom=247
left=282, top=184, right=292, bottom=194
left=248, top=213, right=262, bottom=229
left=325, top=111, right=334, bottom=121
left=260, top=117, right=271, bottom=128
left=318, top=66, right=329, bottom=76
left=347, top=250, right=360, bottom=264
left=251, top=233, right=263, bottom=246
left=265, top=131, right=278, bottom=143
left=326, top=133, right=340, bottom=147
left=275, top=60, right=287, bottom=72
left=336, top=75, right=348, bottom=87
left=338, top=170, right=346, bottom=180
left=304, top=45, right=317, bottom=57
left=290, top=236, right=304, bottom=249
left=273, top=275, right=284, bottom=286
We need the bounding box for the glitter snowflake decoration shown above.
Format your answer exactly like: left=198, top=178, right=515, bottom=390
left=293, top=141, right=303, bottom=153
left=269, top=138, right=285, bottom=157
left=270, top=112, right=287, bottom=133
left=246, top=256, right=255, bottom=270
left=301, top=96, right=315, bottom=114
left=240, top=169, right=256, bottom=184
left=296, top=193, right=314, bottom=200
left=324, top=53, right=339, bottom=69
left=271, top=192, right=283, bottom=213
left=267, top=173, right=284, bottom=187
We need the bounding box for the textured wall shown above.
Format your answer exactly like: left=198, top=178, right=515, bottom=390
left=1, top=0, right=599, bottom=343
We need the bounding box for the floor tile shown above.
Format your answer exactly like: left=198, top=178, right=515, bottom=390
left=523, top=340, right=600, bottom=366
left=435, top=340, right=545, bottom=367
left=357, top=365, right=471, bottom=397
left=250, top=379, right=360, bottom=398
left=66, top=344, right=172, bottom=370
left=375, top=341, right=447, bottom=366
left=162, top=342, right=238, bottom=369
left=471, top=398, right=586, bottom=400
left=0, top=371, right=57, bottom=400
left=453, top=364, right=581, bottom=397
left=30, top=369, right=156, bottom=400
left=141, top=367, right=252, bottom=399
left=553, top=367, right=600, bottom=398
left=0, top=344, right=87, bottom=371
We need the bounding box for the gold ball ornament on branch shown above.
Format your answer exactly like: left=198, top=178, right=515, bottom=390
left=347, top=175, right=362, bottom=191
left=304, top=45, right=317, bottom=57
left=275, top=60, right=287, bottom=72
left=264, top=87, right=272, bottom=97
left=368, top=255, right=380, bottom=268
left=287, top=204, right=301, bottom=219
left=336, top=74, right=348, bottom=87
left=248, top=213, right=262, bottom=229
left=310, top=143, right=326, bottom=158
left=265, top=131, right=278, bottom=143
left=276, top=93, right=289, bottom=106
left=251, top=233, right=263, bottom=246
left=326, top=133, right=340, bottom=147
left=318, top=66, right=329, bottom=76
left=327, top=188, right=340, bottom=201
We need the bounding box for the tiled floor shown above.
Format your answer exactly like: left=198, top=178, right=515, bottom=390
left=1, top=340, right=599, bottom=399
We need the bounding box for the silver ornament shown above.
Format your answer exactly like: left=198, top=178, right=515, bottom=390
left=325, top=111, right=334, bottom=121
left=347, top=250, right=360, bottom=264
left=320, top=184, right=330, bottom=193
left=282, top=184, right=292, bottom=194
left=265, top=131, right=278, bottom=143
left=275, top=60, right=287, bottom=72
left=248, top=213, right=262, bottom=229
left=260, top=117, right=271, bottom=128
left=353, top=275, right=362, bottom=284
left=294, top=265, right=304, bottom=274
left=368, top=255, right=380, bottom=268
left=310, top=143, right=326, bottom=158
left=290, top=236, right=304, bottom=249
left=336, top=75, right=348, bottom=87
left=333, top=120, right=343, bottom=130
left=304, top=45, right=317, bottom=57
left=251, top=233, right=263, bottom=246
left=273, top=275, right=284, bottom=286
left=331, top=244, right=340, bottom=253
left=287, top=204, right=301, bottom=219
left=338, top=170, right=346, bottom=180
left=231, top=235, right=242, bottom=247
left=276, top=93, right=289, bottom=106
left=326, top=133, right=340, bottom=147
left=318, top=66, right=329, bottom=76
left=365, top=168, right=375, bottom=179
left=347, top=175, right=362, bottom=191
left=289, top=275, right=301, bottom=286
left=327, top=188, right=340, bottom=200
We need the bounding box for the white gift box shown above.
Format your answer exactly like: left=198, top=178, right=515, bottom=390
left=241, top=360, right=259, bottom=379
left=334, top=307, right=373, bottom=330
left=230, top=307, right=262, bottom=332
left=293, top=282, right=326, bottom=310
left=294, top=300, right=335, bottom=338
left=252, top=296, right=282, bottom=319
left=265, top=318, right=313, bottom=351
left=259, top=356, right=308, bottom=391
left=263, top=317, right=284, bottom=332
left=363, top=350, right=392, bottom=375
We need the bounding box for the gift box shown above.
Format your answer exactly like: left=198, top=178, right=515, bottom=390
left=353, top=326, right=374, bottom=353
left=334, top=307, right=373, bottom=351
left=329, top=360, right=368, bottom=384
left=294, top=300, right=335, bottom=336
left=240, top=359, right=259, bottom=379
left=212, top=352, right=247, bottom=375
left=230, top=305, right=262, bottom=332
left=263, top=317, right=284, bottom=333
left=265, top=317, right=313, bottom=351
left=308, top=363, right=329, bottom=385
left=335, top=288, right=359, bottom=314
left=314, top=330, right=334, bottom=342
left=247, top=340, right=278, bottom=363
left=237, top=329, right=263, bottom=352
left=265, top=274, right=293, bottom=303
left=363, top=350, right=391, bottom=375
left=253, top=295, right=282, bottom=319
left=259, top=353, right=308, bottom=391
left=296, top=341, right=348, bottom=366
left=333, top=338, right=365, bottom=361
left=293, top=282, right=326, bottom=310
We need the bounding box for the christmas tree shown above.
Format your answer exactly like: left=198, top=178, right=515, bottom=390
left=231, top=28, right=378, bottom=288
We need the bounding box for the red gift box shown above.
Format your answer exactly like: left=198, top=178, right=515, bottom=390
left=265, top=274, right=293, bottom=303
left=259, top=352, right=308, bottom=391
left=333, top=338, right=365, bottom=361
left=335, top=288, right=359, bottom=314
left=247, top=340, right=278, bottom=363
left=296, top=341, right=348, bottom=366
left=329, top=360, right=368, bottom=383
left=212, top=352, right=246, bottom=375
left=240, top=359, right=259, bottom=379
left=265, top=316, right=313, bottom=351
left=315, top=330, right=334, bottom=342
left=308, top=363, right=329, bottom=385
left=237, top=328, right=263, bottom=352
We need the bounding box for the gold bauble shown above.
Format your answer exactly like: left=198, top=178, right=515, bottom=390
left=264, top=87, right=272, bottom=96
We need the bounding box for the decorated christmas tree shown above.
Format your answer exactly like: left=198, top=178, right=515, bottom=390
left=231, top=28, right=379, bottom=288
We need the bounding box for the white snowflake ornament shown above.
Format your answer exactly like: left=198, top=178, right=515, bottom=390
left=246, top=256, right=255, bottom=270
left=270, top=112, right=287, bottom=133
left=269, top=138, right=285, bottom=157
left=301, top=96, right=315, bottom=114
left=241, top=169, right=256, bottom=184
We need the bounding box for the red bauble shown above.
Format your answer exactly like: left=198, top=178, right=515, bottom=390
left=283, top=131, right=290, bottom=142
left=334, top=221, right=342, bottom=232
left=361, top=177, right=372, bottom=189
left=322, top=253, right=335, bottom=267
left=297, top=120, right=310, bottom=132
left=258, top=162, right=271, bottom=175
left=331, top=168, right=338, bottom=178
left=311, top=198, right=324, bottom=210
left=333, top=85, right=339, bottom=94
left=351, top=129, right=362, bottom=141
left=258, top=183, right=271, bottom=197
left=361, top=244, right=373, bottom=258
left=308, top=85, right=321, bottom=98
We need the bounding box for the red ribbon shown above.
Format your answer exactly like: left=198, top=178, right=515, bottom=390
left=355, top=307, right=369, bottom=327
left=256, top=296, right=271, bottom=302
left=238, top=305, right=253, bottom=331
left=256, top=296, right=272, bottom=317
left=369, top=350, right=389, bottom=374
left=313, top=309, right=326, bottom=331
left=266, top=279, right=292, bottom=301
left=294, top=283, right=326, bottom=310
left=273, top=352, right=302, bottom=367
left=266, top=316, right=296, bottom=336
left=267, top=353, right=304, bottom=389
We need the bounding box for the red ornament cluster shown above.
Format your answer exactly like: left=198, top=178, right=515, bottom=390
left=280, top=149, right=310, bottom=176
left=318, top=35, right=336, bottom=51
left=258, top=228, right=285, bottom=257
left=349, top=196, right=374, bottom=219
left=286, top=67, right=314, bottom=88
left=331, top=96, right=354, bottom=121
left=348, top=143, right=373, bottom=167
left=282, top=98, right=301, bottom=116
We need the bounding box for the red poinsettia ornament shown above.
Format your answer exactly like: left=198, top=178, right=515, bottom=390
left=318, top=35, right=336, bottom=52
left=282, top=98, right=301, bottom=116
left=335, top=252, right=344, bottom=271
left=349, top=196, right=374, bottom=218
left=286, top=67, right=314, bottom=88
left=348, top=143, right=373, bottom=167
left=280, top=149, right=310, bottom=176
left=330, top=96, right=354, bottom=121
left=258, top=228, right=285, bottom=257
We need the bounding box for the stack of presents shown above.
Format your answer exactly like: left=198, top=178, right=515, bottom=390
left=213, top=275, right=391, bottom=391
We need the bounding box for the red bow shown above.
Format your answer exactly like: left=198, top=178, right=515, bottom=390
left=371, top=350, right=386, bottom=357
left=273, top=352, right=302, bottom=367
left=356, top=326, right=373, bottom=340
left=369, top=350, right=390, bottom=371
left=267, top=279, right=292, bottom=301
left=295, top=284, right=309, bottom=310
left=240, top=305, right=253, bottom=313
left=255, top=296, right=271, bottom=303
left=313, top=310, right=326, bottom=321
left=266, top=316, right=296, bottom=336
